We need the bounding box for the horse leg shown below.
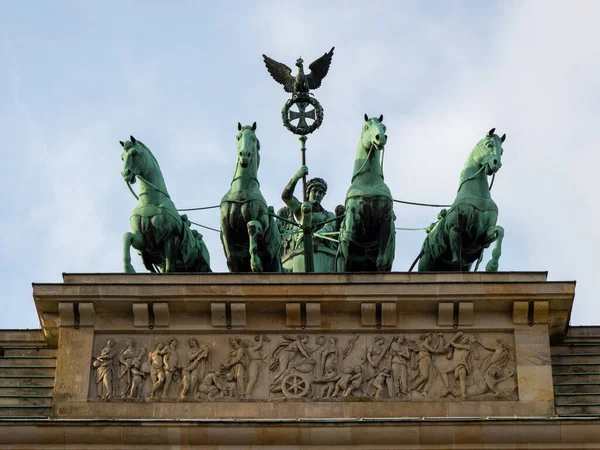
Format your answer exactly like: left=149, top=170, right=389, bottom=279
left=247, top=220, right=264, bottom=273
left=164, top=234, right=180, bottom=272
left=337, top=201, right=358, bottom=272
left=485, top=225, right=504, bottom=272
left=220, top=204, right=236, bottom=272
left=448, top=225, right=463, bottom=269
left=123, top=231, right=144, bottom=274
left=376, top=207, right=395, bottom=271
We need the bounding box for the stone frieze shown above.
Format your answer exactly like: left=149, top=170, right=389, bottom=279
left=90, top=332, right=517, bottom=402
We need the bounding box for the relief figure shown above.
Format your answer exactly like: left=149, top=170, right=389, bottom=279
left=118, top=338, right=145, bottom=398
left=221, top=337, right=247, bottom=397
left=243, top=334, right=268, bottom=396
left=179, top=338, right=209, bottom=401
left=92, top=338, right=117, bottom=399
left=149, top=341, right=168, bottom=398
left=389, top=335, right=410, bottom=397
left=196, top=370, right=224, bottom=399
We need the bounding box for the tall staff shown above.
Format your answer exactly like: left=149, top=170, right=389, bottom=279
left=262, top=47, right=334, bottom=271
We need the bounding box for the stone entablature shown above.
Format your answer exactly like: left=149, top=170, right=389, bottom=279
left=32, top=272, right=574, bottom=420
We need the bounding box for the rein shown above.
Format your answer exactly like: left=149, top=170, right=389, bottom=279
left=455, top=165, right=497, bottom=193
left=351, top=145, right=375, bottom=181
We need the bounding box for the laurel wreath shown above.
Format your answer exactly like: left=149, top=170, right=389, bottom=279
left=281, top=96, right=324, bottom=135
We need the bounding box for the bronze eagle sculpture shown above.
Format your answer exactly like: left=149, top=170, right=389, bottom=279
left=262, top=47, right=335, bottom=97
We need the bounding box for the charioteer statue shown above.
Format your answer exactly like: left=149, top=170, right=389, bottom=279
left=281, top=165, right=340, bottom=272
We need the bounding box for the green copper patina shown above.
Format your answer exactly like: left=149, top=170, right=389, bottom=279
left=280, top=166, right=340, bottom=272
left=337, top=115, right=396, bottom=272
left=120, top=136, right=211, bottom=273
left=220, top=123, right=282, bottom=273
left=414, top=129, right=506, bottom=272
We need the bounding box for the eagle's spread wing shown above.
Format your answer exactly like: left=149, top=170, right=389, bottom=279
left=307, top=47, right=335, bottom=90
left=262, top=54, right=294, bottom=93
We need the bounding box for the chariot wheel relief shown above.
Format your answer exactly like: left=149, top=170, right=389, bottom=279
left=281, top=97, right=324, bottom=136
left=281, top=373, right=310, bottom=398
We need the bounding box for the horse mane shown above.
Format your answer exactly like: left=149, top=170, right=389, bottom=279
left=135, top=140, right=160, bottom=167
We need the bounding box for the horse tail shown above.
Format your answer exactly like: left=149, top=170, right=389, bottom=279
left=409, top=249, right=424, bottom=272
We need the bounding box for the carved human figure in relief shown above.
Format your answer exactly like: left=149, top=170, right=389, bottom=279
left=478, top=339, right=514, bottom=375
left=127, top=357, right=145, bottom=399
left=322, top=336, right=341, bottom=375
left=118, top=338, right=145, bottom=399
left=331, top=367, right=354, bottom=397
left=412, top=333, right=442, bottom=396
left=243, top=334, right=268, bottom=397
left=372, top=368, right=391, bottom=399
left=441, top=332, right=475, bottom=399
left=343, top=366, right=365, bottom=397
left=389, top=335, right=411, bottom=397
left=162, top=338, right=180, bottom=398
left=179, top=339, right=210, bottom=401
left=366, top=336, right=393, bottom=396
left=196, top=370, right=224, bottom=399
left=317, top=365, right=339, bottom=398
left=270, top=335, right=312, bottom=386
left=149, top=341, right=168, bottom=398
left=92, top=338, right=117, bottom=399
left=221, top=337, right=247, bottom=397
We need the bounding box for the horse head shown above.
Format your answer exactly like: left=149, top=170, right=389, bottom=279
left=361, top=114, right=387, bottom=154
left=236, top=122, right=260, bottom=170
left=120, top=135, right=150, bottom=184
left=474, top=128, right=506, bottom=176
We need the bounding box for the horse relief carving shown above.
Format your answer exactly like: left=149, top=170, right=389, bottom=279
left=90, top=332, right=516, bottom=402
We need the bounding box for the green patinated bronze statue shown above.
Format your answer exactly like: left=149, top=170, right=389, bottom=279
left=412, top=129, right=506, bottom=272
left=120, top=136, right=211, bottom=273
left=220, top=123, right=282, bottom=273
left=337, top=115, right=396, bottom=272
left=280, top=166, right=341, bottom=272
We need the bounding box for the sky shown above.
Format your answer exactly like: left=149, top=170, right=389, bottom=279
left=0, top=1, right=599, bottom=328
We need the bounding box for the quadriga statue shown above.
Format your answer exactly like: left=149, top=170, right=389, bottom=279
left=413, top=129, right=505, bottom=272
left=337, top=114, right=396, bottom=272
left=220, top=123, right=282, bottom=272
left=120, top=136, right=211, bottom=273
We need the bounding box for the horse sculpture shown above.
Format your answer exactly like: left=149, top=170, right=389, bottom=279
left=413, top=128, right=505, bottom=272
left=337, top=114, right=395, bottom=272
left=121, top=136, right=211, bottom=273
left=220, top=123, right=282, bottom=272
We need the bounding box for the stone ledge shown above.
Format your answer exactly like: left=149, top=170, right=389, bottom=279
left=0, top=419, right=599, bottom=448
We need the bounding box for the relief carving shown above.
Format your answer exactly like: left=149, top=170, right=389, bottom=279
left=90, top=331, right=518, bottom=402
left=92, top=338, right=117, bottom=399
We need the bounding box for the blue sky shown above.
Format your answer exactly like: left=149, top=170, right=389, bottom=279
left=1, top=1, right=599, bottom=328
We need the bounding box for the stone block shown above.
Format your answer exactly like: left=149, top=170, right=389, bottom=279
left=306, top=303, right=321, bottom=327
left=361, top=303, right=377, bottom=326
left=381, top=302, right=396, bottom=327
left=132, top=303, right=149, bottom=329
left=286, top=303, right=301, bottom=327
left=516, top=365, right=554, bottom=402
left=153, top=302, right=169, bottom=328
left=78, top=302, right=95, bottom=327
left=533, top=300, right=549, bottom=324
left=513, top=301, right=529, bottom=324
left=230, top=303, right=246, bottom=327
left=459, top=301, right=473, bottom=326
left=58, top=302, right=74, bottom=328
left=438, top=302, right=454, bottom=327
left=211, top=303, right=227, bottom=327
